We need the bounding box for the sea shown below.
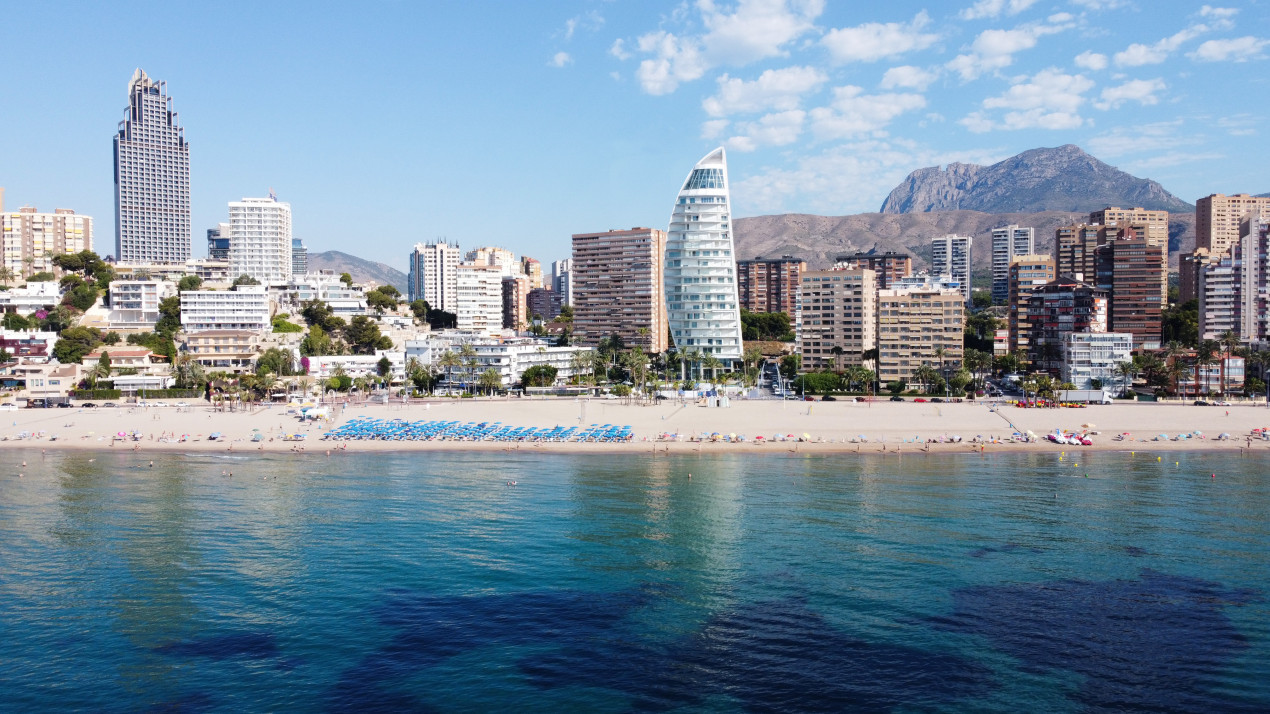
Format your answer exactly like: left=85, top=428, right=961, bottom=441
left=1, top=448, right=1267, bottom=713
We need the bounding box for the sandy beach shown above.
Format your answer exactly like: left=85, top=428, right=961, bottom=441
left=1, top=397, right=1267, bottom=455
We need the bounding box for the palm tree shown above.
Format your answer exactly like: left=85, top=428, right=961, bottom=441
left=0, top=266, right=15, bottom=285
left=702, top=354, right=723, bottom=383
left=1197, top=340, right=1219, bottom=397
left=437, top=350, right=461, bottom=394
left=742, top=346, right=763, bottom=388
left=830, top=345, right=845, bottom=373
left=912, top=364, right=940, bottom=395
left=478, top=368, right=502, bottom=395
left=1166, top=359, right=1188, bottom=397
left=459, top=343, right=478, bottom=392
left=569, top=350, right=593, bottom=386
left=1114, top=360, right=1136, bottom=398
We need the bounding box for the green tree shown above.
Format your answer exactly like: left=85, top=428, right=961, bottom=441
left=557, top=304, right=573, bottom=323
left=409, top=299, right=429, bottom=322
left=102, top=331, right=122, bottom=345
left=346, top=316, right=392, bottom=354
left=886, top=379, right=906, bottom=396
left=366, top=288, right=399, bottom=313
left=257, top=347, right=297, bottom=376
left=232, top=274, right=261, bottom=286
left=1161, top=299, right=1199, bottom=347
left=272, top=315, right=304, bottom=333
left=948, top=369, right=973, bottom=396
left=299, top=324, right=333, bottom=356
left=52, top=326, right=102, bottom=364
left=155, top=296, right=182, bottom=337
left=177, top=275, right=202, bottom=292
left=438, top=350, right=461, bottom=393
left=521, top=364, right=559, bottom=388
left=779, top=353, right=801, bottom=379
left=377, top=355, right=393, bottom=378
left=2, top=312, right=32, bottom=330
left=339, top=273, right=353, bottom=287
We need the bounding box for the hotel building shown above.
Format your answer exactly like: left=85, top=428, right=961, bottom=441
left=228, top=195, right=292, bottom=286
left=930, top=234, right=973, bottom=304
left=664, top=148, right=743, bottom=363
left=114, top=69, right=191, bottom=264
left=1007, top=254, right=1056, bottom=355
left=407, top=241, right=462, bottom=310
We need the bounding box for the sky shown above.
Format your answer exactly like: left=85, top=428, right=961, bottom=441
left=3, top=0, right=1268, bottom=272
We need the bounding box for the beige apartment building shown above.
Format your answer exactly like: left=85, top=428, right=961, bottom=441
left=877, top=285, right=965, bottom=390
left=1008, top=254, right=1056, bottom=355
left=180, top=330, right=262, bottom=374
left=1087, top=206, right=1169, bottom=303
left=797, top=268, right=875, bottom=372
left=1, top=205, right=92, bottom=279
left=571, top=227, right=667, bottom=353
left=1196, top=193, right=1270, bottom=256
left=501, top=274, right=530, bottom=332
left=1055, top=224, right=1100, bottom=282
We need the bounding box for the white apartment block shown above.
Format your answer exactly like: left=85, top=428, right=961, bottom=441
left=990, top=224, right=1034, bottom=304
left=228, top=195, right=292, bottom=286
left=304, top=352, right=406, bottom=382
left=0, top=282, right=61, bottom=314
left=180, top=285, right=271, bottom=333
left=455, top=264, right=503, bottom=333
left=1062, top=332, right=1133, bottom=390
left=931, top=234, right=973, bottom=304
left=407, top=241, right=462, bottom=309
left=1, top=207, right=92, bottom=278
left=278, top=271, right=367, bottom=317
left=551, top=258, right=574, bottom=305
left=108, top=279, right=177, bottom=331
left=404, top=336, right=592, bottom=387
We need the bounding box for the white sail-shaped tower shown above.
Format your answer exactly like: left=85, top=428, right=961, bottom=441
left=665, top=147, right=744, bottom=368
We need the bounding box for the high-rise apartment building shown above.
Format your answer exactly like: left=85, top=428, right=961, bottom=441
left=876, top=284, right=965, bottom=390
left=1199, top=211, right=1270, bottom=342
left=291, top=238, right=307, bottom=276
left=114, top=68, right=190, bottom=264
left=407, top=242, right=462, bottom=309
left=526, top=287, right=562, bottom=322
left=207, top=224, right=230, bottom=261
left=797, top=268, right=875, bottom=372
left=454, top=263, right=504, bottom=333
left=466, top=246, right=517, bottom=275
left=520, top=256, right=543, bottom=289
left=835, top=251, right=912, bottom=290
left=227, top=195, right=292, bottom=286
left=1007, top=254, right=1056, bottom=355
left=1095, top=227, right=1164, bottom=350
left=930, top=234, right=973, bottom=304
left=1, top=206, right=92, bottom=279
left=1196, top=193, right=1270, bottom=255
left=736, top=255, right=805, bottom=315
left=1055, top=224, right=1101, bottom=283
left=551, top=258, right=573, bottom=306
left=664, top=148, right=743, bottom=363
left=991, top=225, right=1034, bottom=303
left=1090, top=206, right=1168, bottom=303
left=1179, top=248, right=1216, bottom=304
left=1026, top=276, right=1109, bottom=374
left=501, top=274, right=529, bottom=332
left=572, top=227, right=667, bottom=353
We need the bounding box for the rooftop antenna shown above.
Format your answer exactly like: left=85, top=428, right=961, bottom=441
left=268, top=187, right=277, bottom=201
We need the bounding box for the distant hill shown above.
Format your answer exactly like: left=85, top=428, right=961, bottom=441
left=308, top=250, right=407, bottom=291
left=879, top=144, right=1193, bottom=215
left=734, top=210, right=1195, bottom=272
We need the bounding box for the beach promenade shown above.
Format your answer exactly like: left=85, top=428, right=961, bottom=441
left=0, top=397, right=1266, bottom=455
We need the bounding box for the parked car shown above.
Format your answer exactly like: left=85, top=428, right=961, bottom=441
left=914, top=398, right=927, bottom=403
left=175, top=401, right=189, bottom=408
left=821, top=395, right=837, bottom=401
left=930, top=397, right=944, bottom=403
left=56, top=402, right=72, bottom=408
left=102, top=402, right=118, bottom=408
left=83, top=403, right=98, bottom=408
left=1193, top=400, right=1210, bottom=406
left=0, top=403, right=17, bottom=411
left=804, top=396, right=815, bottom=401
left=854, top=396, right=867, bottom=402
left=890, top=396, right=904, bottom=402
left=1214, top=400, right=1232, bottom=406
left=26, top=398, right=48, bottom=408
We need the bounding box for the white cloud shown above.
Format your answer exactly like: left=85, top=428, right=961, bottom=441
left=963, top=68, right=1093, bottom=131
left=731, top=140, right=1005, bottom=215
left=959, top=0, right=1038, bottom=21
left=1188, top=36, right=1270, bottom=62
left=1114, top=26, right=1210, bottom=67
left=1087, top=121, right=1187, bottom=157
left=610, top=39, right=632, bottom=61
left=809, top=86, right=926, bottom=139
left=1216, top=114, right=1258, bottom=136
left=1127, top=151, right=1225, bottom=169
left=702, top=65, right=828, bottom=116
left=880, top=65, right=939, bottom=91
left=620, top=0, right=824, bottom=95
left=548, top=52, right=572, bottom=68
left=1069, top=0, right=1129, bottom=9
left=946, top=18, right=1074, bottom=80
left=725, top=110, right=807, bottom=151
left=1074, top=51, right=1108, bottom=70
left=562, top=10, right=604, bottom=40
left=1094, top=78, right=1166, bottom=109
left=1200, top=6, right=1239, bottom=21
left=822, top=11, right=939, bottom=64
left=702, top=119, right=731, bottom=139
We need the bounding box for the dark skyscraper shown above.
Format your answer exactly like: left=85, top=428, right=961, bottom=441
left=114, top=68, right=190, bottom=264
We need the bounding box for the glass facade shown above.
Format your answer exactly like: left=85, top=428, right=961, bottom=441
left=665, top=148, right=743, bottom=364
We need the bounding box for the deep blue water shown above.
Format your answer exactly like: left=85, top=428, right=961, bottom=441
left=1, top=449, right=1267, bottom=713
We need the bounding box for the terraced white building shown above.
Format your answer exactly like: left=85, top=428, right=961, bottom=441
left=664, top=148, right=743, bottom=366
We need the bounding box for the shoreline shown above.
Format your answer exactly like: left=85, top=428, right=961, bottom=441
left=0, top=398, right=1266, bottom=455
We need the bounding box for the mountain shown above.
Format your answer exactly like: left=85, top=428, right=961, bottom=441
left=733, top=210, right=1196, bottom=272
left=307, top=250, right=408, bottom=291
left=879, top=145, right=1193, bottom=215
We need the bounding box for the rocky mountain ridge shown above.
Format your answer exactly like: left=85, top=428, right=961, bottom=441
left=879, top=145, right=1193, bottom=215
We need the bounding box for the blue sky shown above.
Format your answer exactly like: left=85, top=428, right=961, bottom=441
left=3, top=1, right=1268, bottom=271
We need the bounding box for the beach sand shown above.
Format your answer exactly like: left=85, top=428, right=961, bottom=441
left=0, top=397, right=1265, bottom=455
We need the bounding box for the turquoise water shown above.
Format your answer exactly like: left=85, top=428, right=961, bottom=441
left=1, top=449, right=1267, bottom=712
